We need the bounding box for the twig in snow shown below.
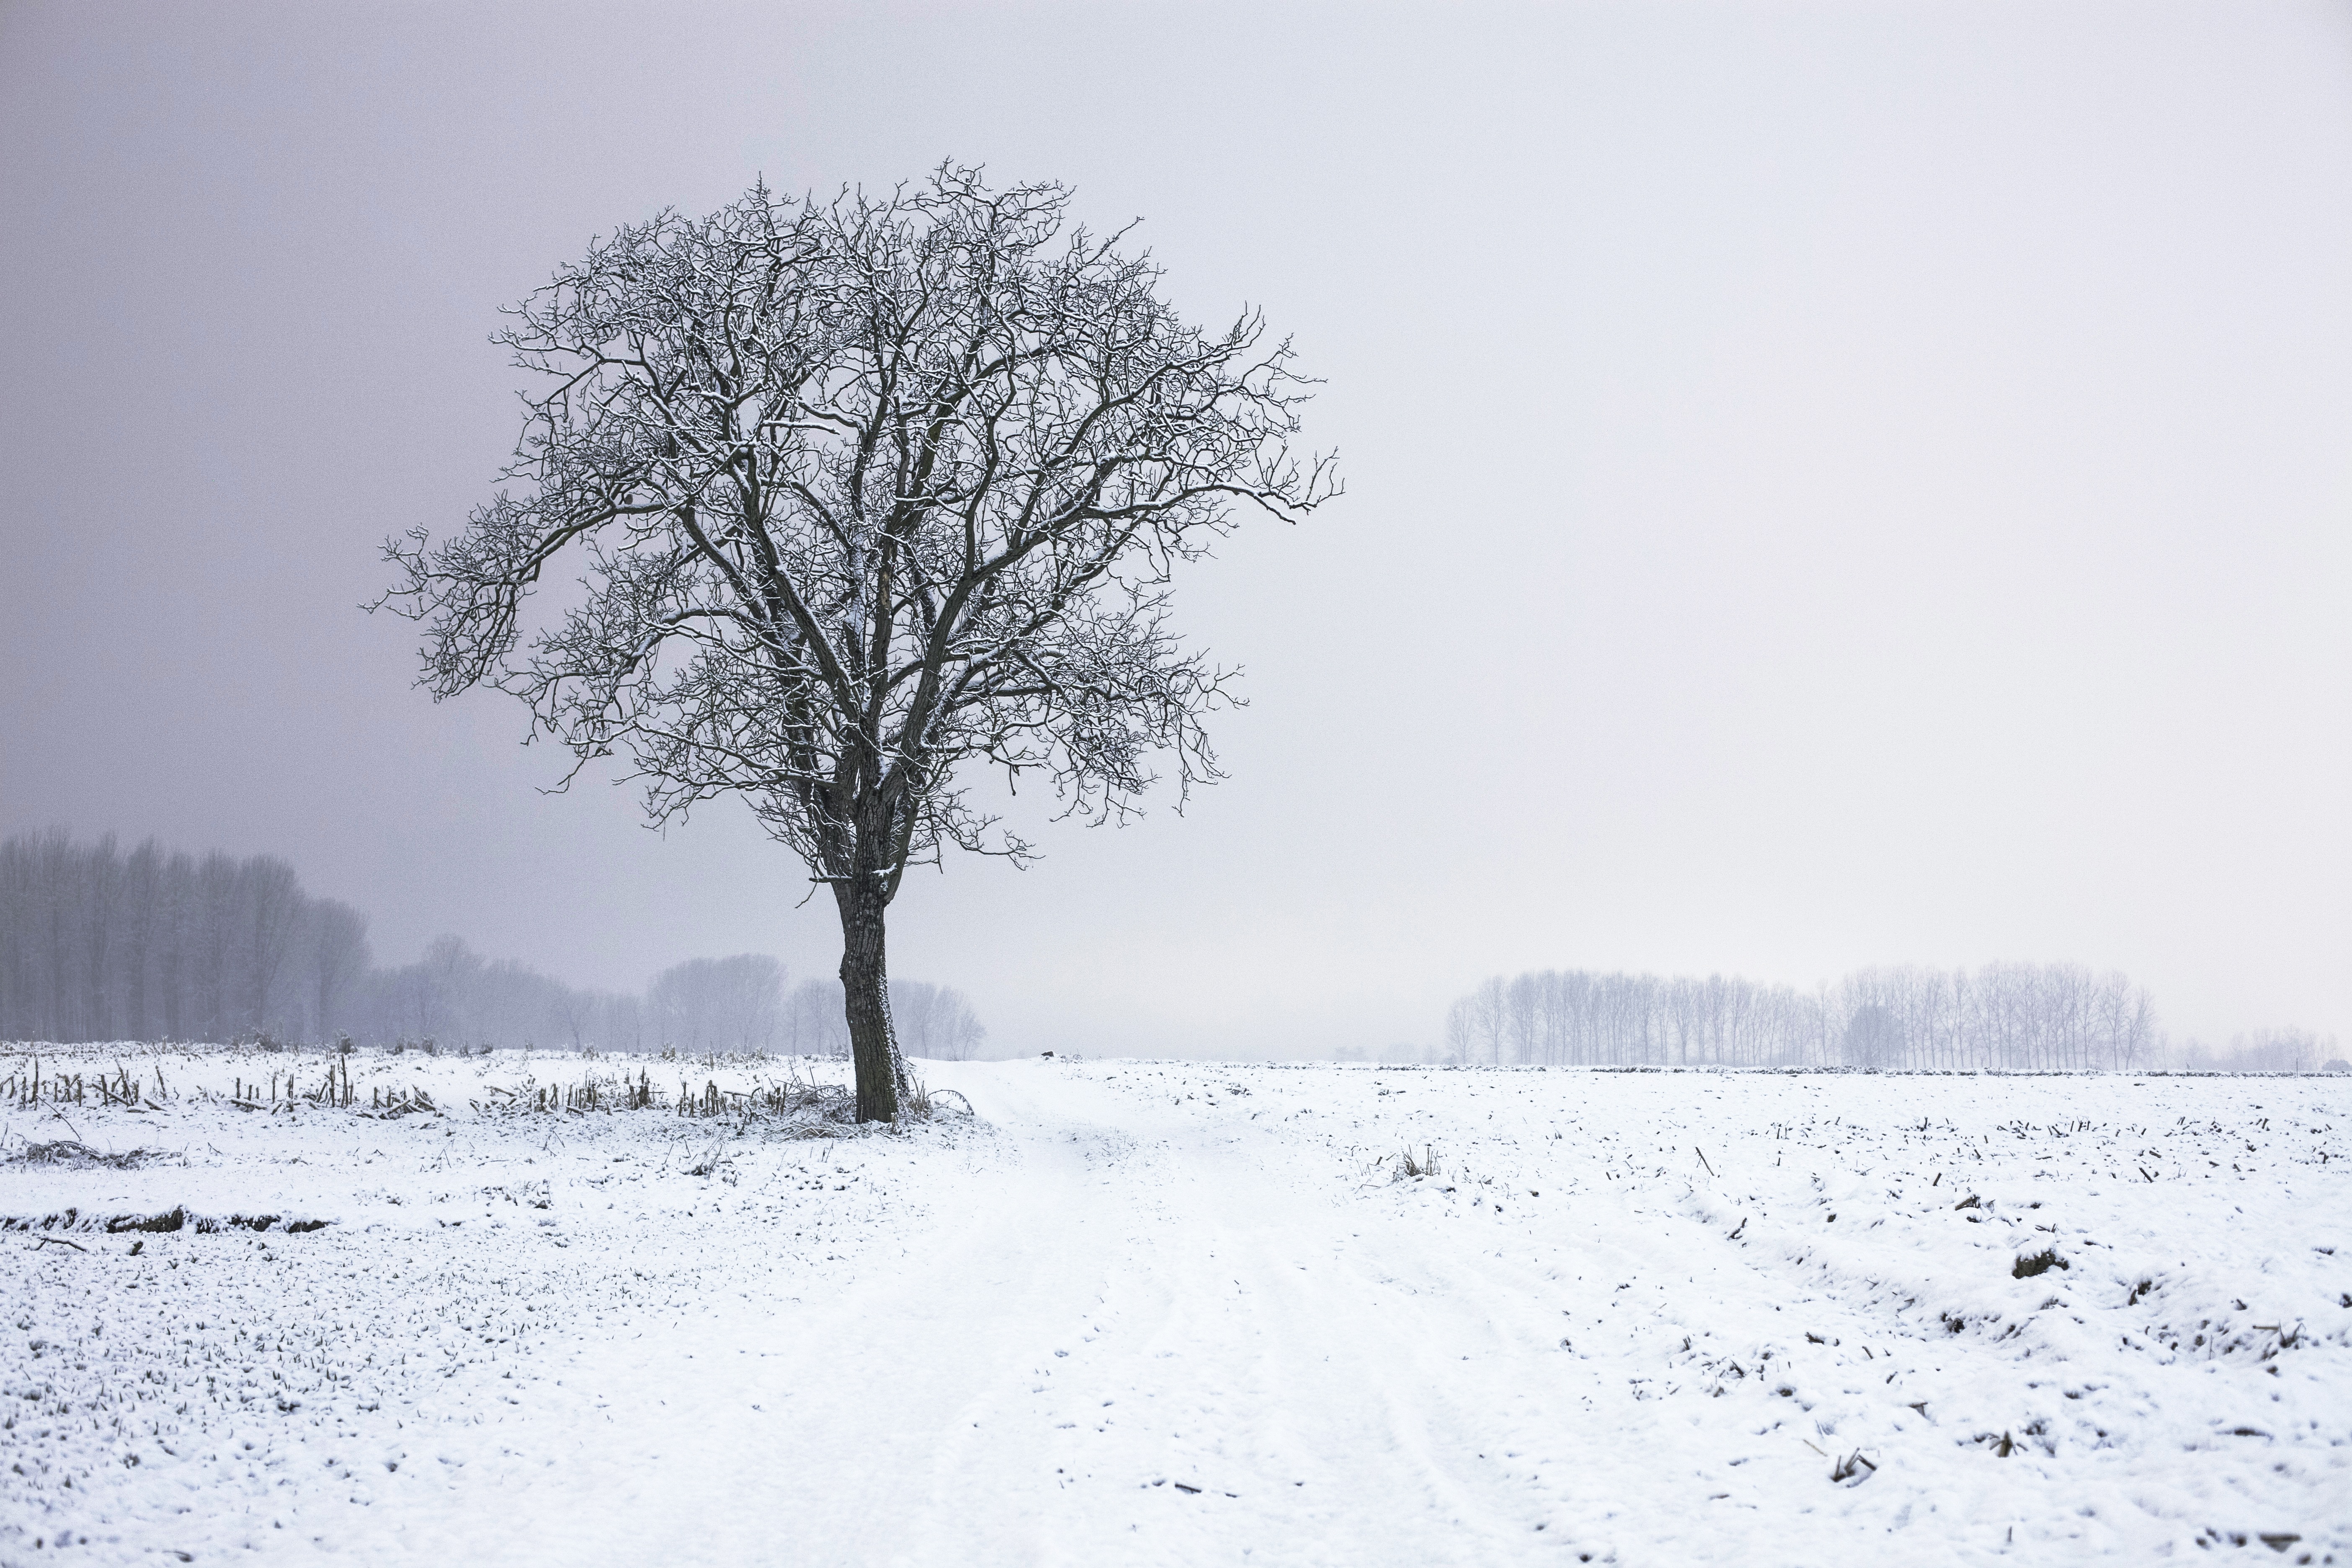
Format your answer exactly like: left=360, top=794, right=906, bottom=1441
left=1695, top=1147, right=1717, bottom=1179
left=31, top=1235, right=88, bottom=1253
left=1829, top=1450, right=1877, bottom=1485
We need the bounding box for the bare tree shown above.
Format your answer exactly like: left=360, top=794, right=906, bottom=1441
left=548, top=985, right=599, bottom=1050
left=891, top=978, right=987, bottom=1060
left=601, top=991, right=646, bottom=1052
left=1443, top=996, right=1475, bottom=1066
left=155, top=851, right=194, bottom=1041
left=77, top=833, right=125, bottom=1040
left=382, top=166, right=1333, bottom=1119
left=241, top=855, right=304, bottom=1039
left=405, top=934, right=481, bottom=1042
left=191, top=853, right=240, bottom=1041
left=2208, top=1026, right=2331, bottom=1072
left=1841, top=1003, right=1900, bottom=1068
left=1504, top=972, right=1542, bottom=1064
left=649, top=954, right=785, bottom=1051
left=119, top=839, right=164, bottom=1040
left=1448, top=959, right=2177, bottom=1072
left=307, top=899, right=371, bottom=1042
left=1467, top=977, right=1508, bottom=1065
left=782, top=977, right=850, bottom=1057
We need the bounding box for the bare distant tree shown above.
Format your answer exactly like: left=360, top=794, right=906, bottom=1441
left=77, top=833, right=125, bottom=1040
left=307, top=900, right=371, bottom=1042
left=382, top=166, right=1334, bottom=1119
left=2210, top=1027, right=2330, bottom=1072
left=781, top=977, right=850, bottom=1057
left=468, top=957, right=565, bottom=1048
left=118, top=840, right=164, bottom=1040
left=549, top=985, right=598, bottom=1050
left=1469, top=977, right=1508, bottom=1065
left=1447, top=960, right=2173, bottom=1072
left=1663, top=976, right=1700, bottom=1067
left=601, top=992, right=646, bottom=1052
left=155, top=851, right=195, bottom=1040
left=241, top=856, right=304, bottom=1039
left=191, top=853, right=241, bottom=1040
left=1443, top=996, right=1475, bottom=1065
left=1504, top=973, right=1542, bottom=1064
left=891, top=978, right=987, bottom=1060
left=407, top=934, right=481, bottom=1042
left=1841, top=1003, right=1900, bottom=1068
left=2097, top=976, right=2156, bottom=1070
left=649, top=954, right=785, bottom=1052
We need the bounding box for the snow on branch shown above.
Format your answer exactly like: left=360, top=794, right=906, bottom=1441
left=379, top=164, right=1336, bottom=894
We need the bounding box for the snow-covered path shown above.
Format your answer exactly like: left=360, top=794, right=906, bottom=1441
left=737, top=1065, right=1611, bottom=1567
left=399, top=1066, right=1595, bottom=1565
left=3, top=1053, right=2346, bottom=1565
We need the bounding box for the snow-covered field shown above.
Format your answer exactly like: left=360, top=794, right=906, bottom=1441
left=1, top=1047, right=2344, bottom=1566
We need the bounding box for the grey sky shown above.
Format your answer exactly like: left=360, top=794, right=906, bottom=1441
left=4, top=1, right=2347, bottom=1056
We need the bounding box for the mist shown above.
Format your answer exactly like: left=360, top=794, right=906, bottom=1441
left=4, top=2, right=2347, bottom=1059
left=0, top=828, right=990, bottom=1058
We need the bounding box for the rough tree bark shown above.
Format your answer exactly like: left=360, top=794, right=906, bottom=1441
left=834, top=877, right=903, bottom=1121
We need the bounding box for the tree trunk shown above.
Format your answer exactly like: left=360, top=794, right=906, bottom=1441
left=835, top=883, right=905, bottom=1122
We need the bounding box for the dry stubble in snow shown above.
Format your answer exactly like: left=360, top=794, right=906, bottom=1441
left=1, top=1046, right=2345, bottom=1565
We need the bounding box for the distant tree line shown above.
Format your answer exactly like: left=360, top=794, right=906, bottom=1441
left=0, top=829, right=986, bottom=1056
left=2171, top=1027, right=2342, bottom=1075
left=1442, top=962, right=2334, bottom=1072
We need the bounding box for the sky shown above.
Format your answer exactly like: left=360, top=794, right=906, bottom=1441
left=3, top=1, right=2347, bottom=1057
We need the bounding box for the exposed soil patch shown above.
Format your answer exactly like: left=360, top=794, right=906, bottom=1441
left=3, top=1205, right=330, bottom=1235
left=6, top=1139, right=172, bottom=1169
left=2012, top=1246, right=2069, bottom=1279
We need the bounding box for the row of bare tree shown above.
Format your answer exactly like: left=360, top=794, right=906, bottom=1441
left=369, top=940, right=983, bottom=1057
left=771, top=975, right=988, bottom=1060
left=0, top=829, right=986, bottom=1056
left=2172, top=1028, right=2342, bottom=1073
left=0, top=829, right=367, bottom=1047
left=1443, top=962, right=2167, bottom=1070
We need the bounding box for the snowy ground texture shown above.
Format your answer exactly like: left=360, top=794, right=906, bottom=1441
left=1, top=1047, right=2345, bottom=1567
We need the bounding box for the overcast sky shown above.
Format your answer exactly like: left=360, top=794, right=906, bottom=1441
left=3, top=1, right=2347, bottom=1057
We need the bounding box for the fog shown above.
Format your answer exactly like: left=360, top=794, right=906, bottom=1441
left=3, top=2, right=2347, bottom=1058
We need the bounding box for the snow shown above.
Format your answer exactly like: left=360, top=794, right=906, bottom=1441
left=3, top=1048, right=2346, bottom=1565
